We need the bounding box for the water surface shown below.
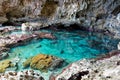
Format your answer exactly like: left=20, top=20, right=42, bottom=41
left=10, top=30, right=119, bottom=63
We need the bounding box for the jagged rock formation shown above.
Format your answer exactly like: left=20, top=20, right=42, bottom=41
left=0, top=70, right=44, bottom=80
left=0, top=0, right=120, bottom=34
left=0, top=0, right=120, bottom=80
left=54, top=50, right=120, bottom=80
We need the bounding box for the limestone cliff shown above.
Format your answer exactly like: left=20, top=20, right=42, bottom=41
left=0, top=0, right=120, bottom=33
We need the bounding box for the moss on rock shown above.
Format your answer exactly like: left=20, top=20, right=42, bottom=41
left=23, top=54, right=55, bottom=71
left=0, top=60, right=14, bottom=73
left=30, top=54, right=53, bottom=71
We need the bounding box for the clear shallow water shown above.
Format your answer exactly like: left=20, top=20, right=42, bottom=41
left=10, top=30, right=119, bottom=63
left=8, top=30, right=119, bottom=79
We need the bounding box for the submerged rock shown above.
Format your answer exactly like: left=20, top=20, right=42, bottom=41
left=35, top=32, right=56, bottom=39
left=23, top=54, right=65, bottom=72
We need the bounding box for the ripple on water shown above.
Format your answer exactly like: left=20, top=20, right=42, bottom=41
left=8, top=30, right=119, bottom=78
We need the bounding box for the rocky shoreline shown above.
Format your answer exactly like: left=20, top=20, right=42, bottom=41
left=0, top=25, right=119, bottom=80
left=0, top=0, right=120, bottom=80
left=0, top=18, right=119, bottom=80
left=53, top=50, right=120, bottom=80
left=0, top=26, right=55, bottom=58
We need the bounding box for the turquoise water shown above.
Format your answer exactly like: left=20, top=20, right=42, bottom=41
left=10, top=30, right=119, bottom=63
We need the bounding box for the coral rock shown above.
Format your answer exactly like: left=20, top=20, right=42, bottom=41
left=23, top=54, right=64, bottom=72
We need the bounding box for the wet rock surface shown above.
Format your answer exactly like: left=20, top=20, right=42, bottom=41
left=54, top=50, right=120, bottom=80
left=0, top=27, right=55, bottom=61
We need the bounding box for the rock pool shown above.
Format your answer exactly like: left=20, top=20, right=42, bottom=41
left=10, top=30, right=119, bottom=62
left=7, top=30, right=119, bottom=79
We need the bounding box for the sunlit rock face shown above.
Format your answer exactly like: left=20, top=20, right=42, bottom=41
left=0, top=0, right=120, bottom=31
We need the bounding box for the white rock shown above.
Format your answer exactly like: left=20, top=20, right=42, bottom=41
left=21, top=22, right=44, bottom=31
left=117, top=42, right=120, bottom=50
left=117, top=13, right=120, bottom=22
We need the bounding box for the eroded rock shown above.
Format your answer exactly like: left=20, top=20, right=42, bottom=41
left=55, top=50, right=120, bottom=80
left=21, top=22, right=46, bottom=31
left=0, top=70, right=44, bottom=80
left=0, top=0, right=119, bottom=31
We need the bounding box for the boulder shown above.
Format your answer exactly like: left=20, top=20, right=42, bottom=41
left=23, top=54, right=65, bottom=72
left=103, top=14, right=120, bottom=38
left=21, top=22, right=46, bottom=31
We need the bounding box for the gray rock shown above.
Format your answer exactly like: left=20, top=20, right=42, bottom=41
left=0, top=70, right=44, bottom=80
left=49, top=58, right=65, bottom=71
left=55, top=50, right=120, bottom=80
left=104, top=13, right=120, bottom=38
left=0, top=0, right=119, bottom=31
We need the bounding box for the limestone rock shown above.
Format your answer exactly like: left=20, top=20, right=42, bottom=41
left=0, top=17, right=8, bottom=24
left=0, top=70, right=44, bottom=80
left=0, top=0, right=119, bottom=31
left=103, top=14, right=120, bottom=38
left=55, top=50, right=120, bottom=80
left=21, top=22, right=46, bottom=31
left=118, top=42, right=120, bottom=50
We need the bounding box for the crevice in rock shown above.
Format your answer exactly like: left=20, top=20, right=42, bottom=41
left=112, top=5, right=120, bottom=15
left=68, top=71, right=89, bottom=80
left=48, top=23, right=88, bottom=31
left=40, top=0, right=58, bottom=18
